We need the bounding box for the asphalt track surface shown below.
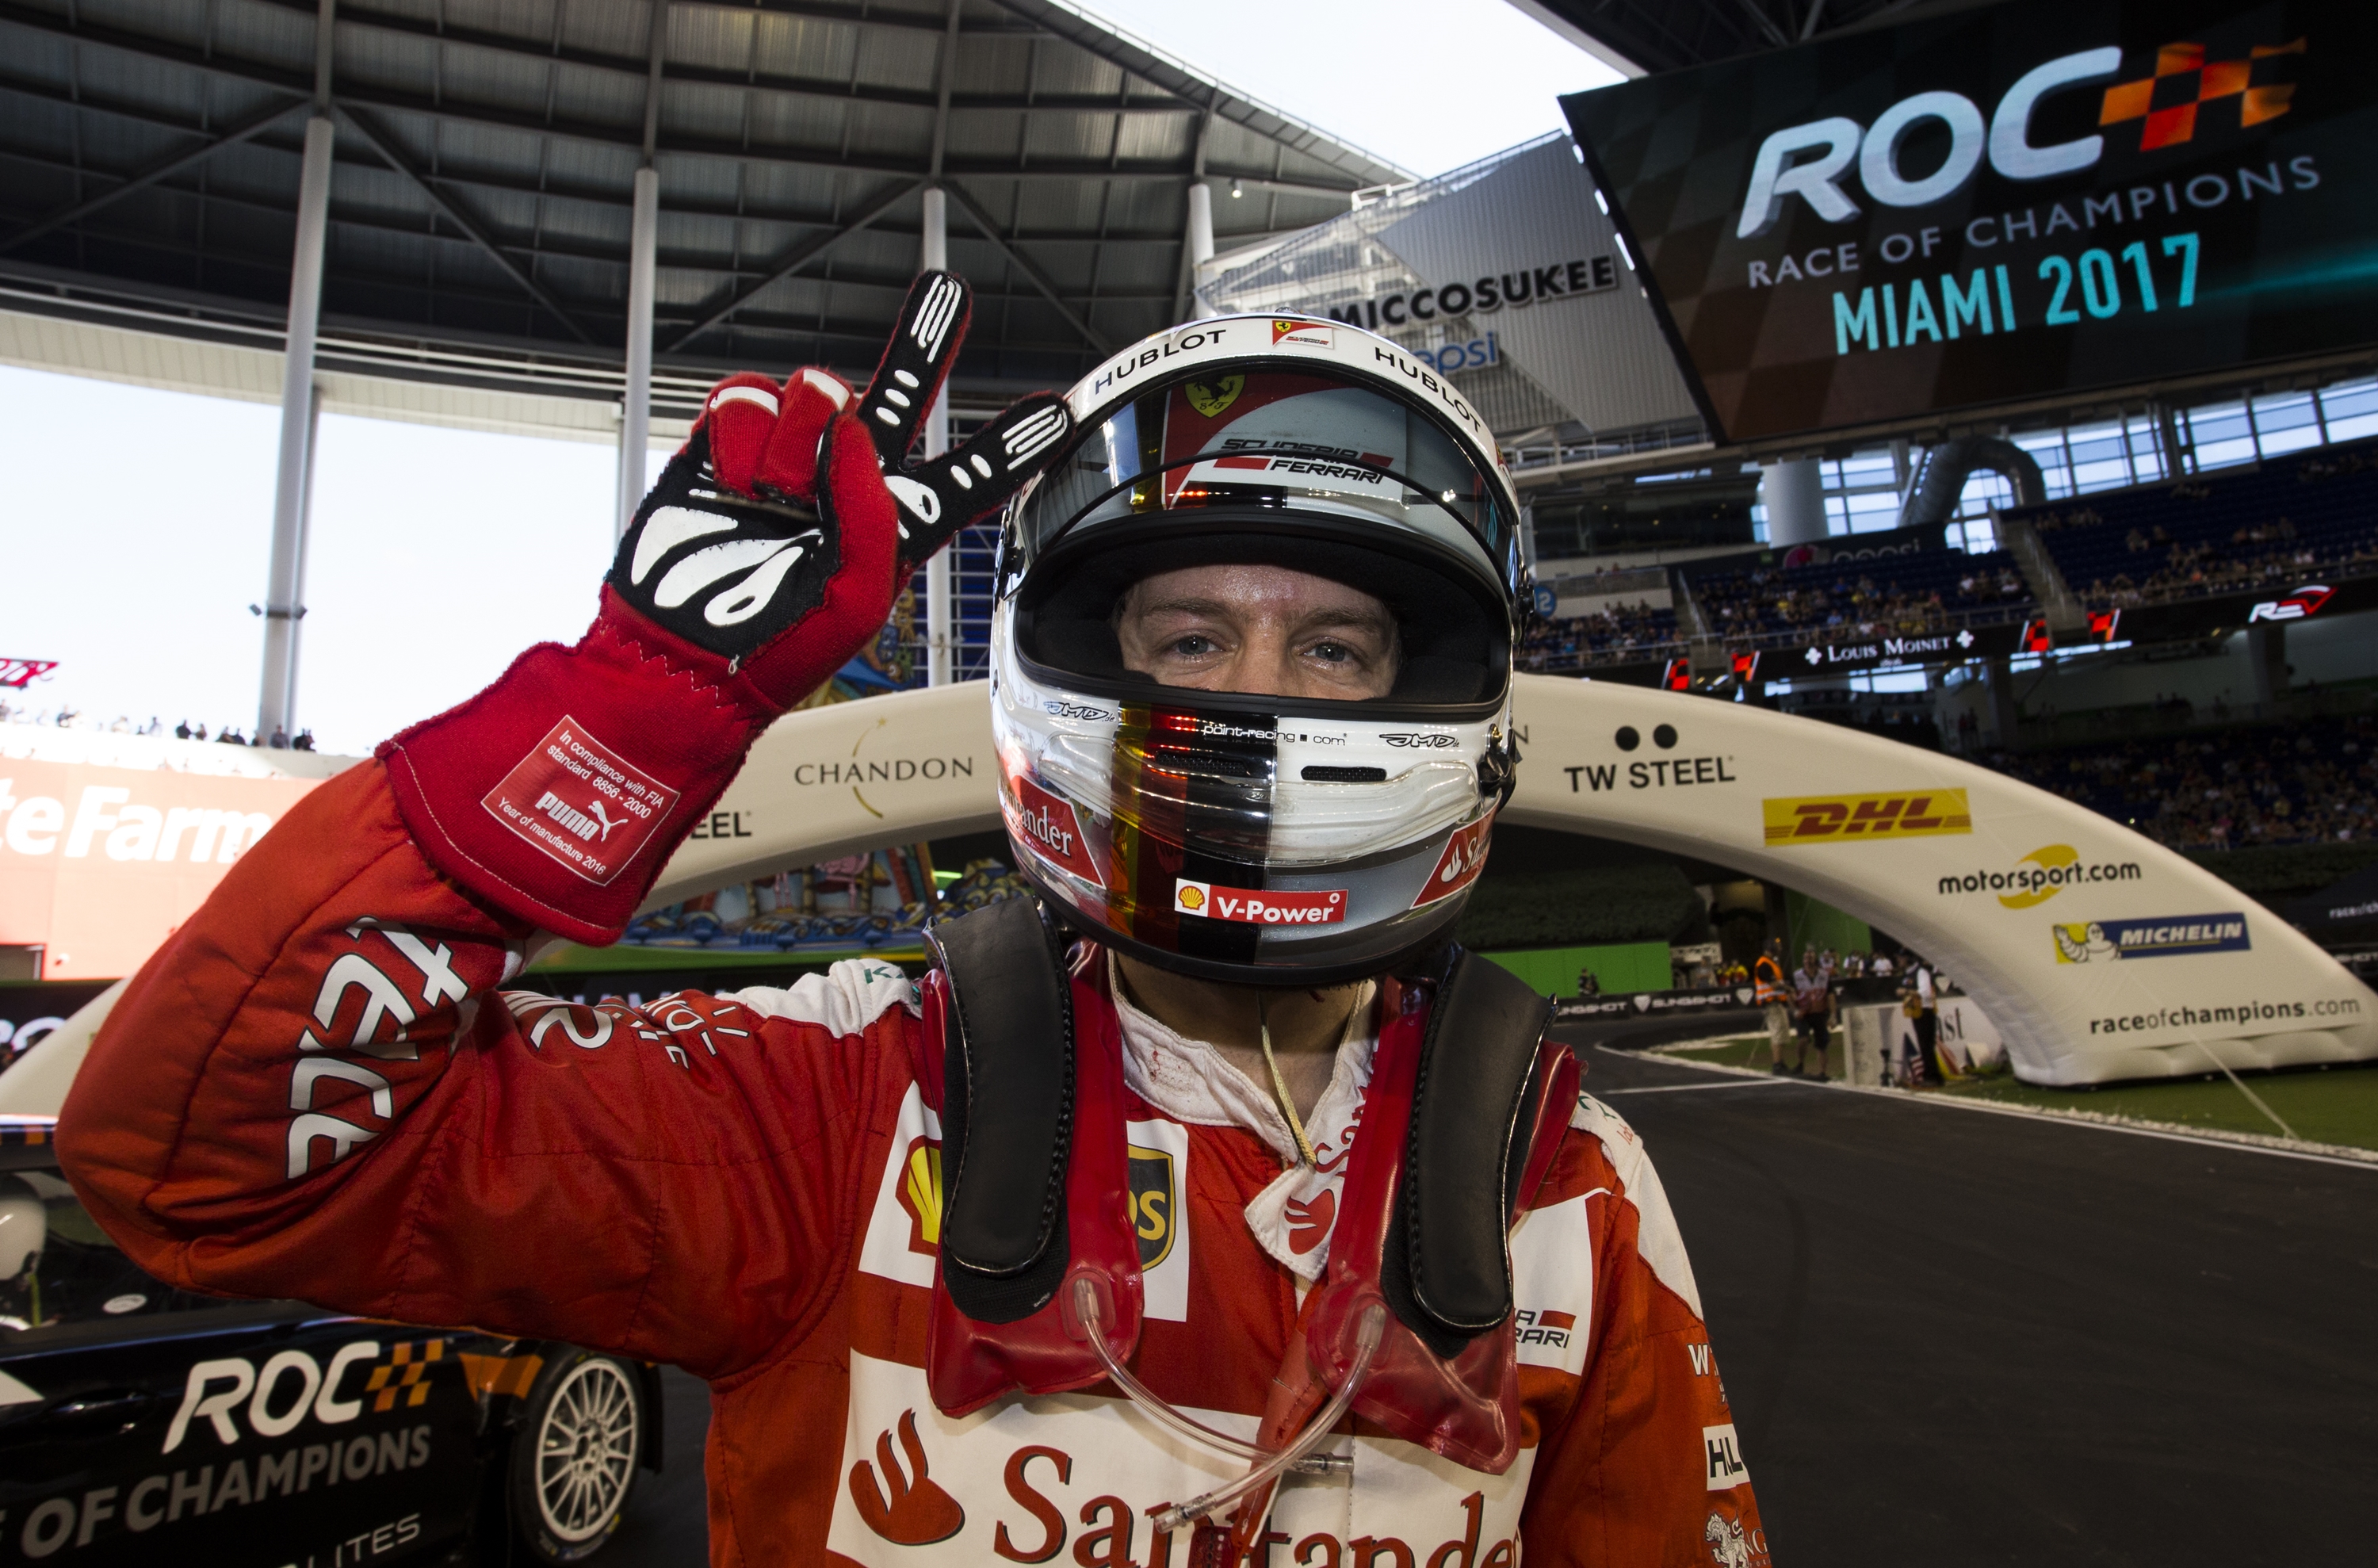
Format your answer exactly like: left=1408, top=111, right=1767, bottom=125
left=595, top=1046, right=2376, bottom=1566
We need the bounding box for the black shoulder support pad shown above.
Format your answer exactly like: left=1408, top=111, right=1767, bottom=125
left=924, top=896, right=1076, bottom=1324
left=1386, top=947, right=1557, bottom=1359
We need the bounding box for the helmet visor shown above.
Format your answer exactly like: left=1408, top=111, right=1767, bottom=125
left=1016, top=371, right=1522, bottom=603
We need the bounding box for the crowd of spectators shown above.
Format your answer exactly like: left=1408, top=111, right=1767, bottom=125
left=1517, top=600, right=1682, bottom=671
left=0, top=701, right=316, bottom=750
left=170, top=719, right=319, bottom=751
left=1977, top=715, right=2378, bottom=849
left=1690, top=549, right=2032, bottom=643
left=2028, top=442, right=2378, bottom=613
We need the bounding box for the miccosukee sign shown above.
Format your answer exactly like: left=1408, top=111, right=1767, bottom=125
left=1560, top=0, right=2372, bottom=443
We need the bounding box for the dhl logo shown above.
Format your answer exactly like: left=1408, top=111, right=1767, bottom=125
left=1762, top=790, right=1971, bottom=846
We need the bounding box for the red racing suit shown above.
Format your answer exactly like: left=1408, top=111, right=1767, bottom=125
left=57, top=759, right=1767, bottom=1566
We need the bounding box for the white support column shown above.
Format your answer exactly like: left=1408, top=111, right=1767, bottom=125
left=281, top=381, right=324, bottom=744
left=258, top=110, right=336, bottom=739
left=616, top=164, right=659, bottom=537
left=1184, top=180, right=1214, bottom=319
left=1186, top=182, right=1214, bottom=270
left=920, top=185, right=952, bottom=687
left=617, top=0, right=667, bottom=537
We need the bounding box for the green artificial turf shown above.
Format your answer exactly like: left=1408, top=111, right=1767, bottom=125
left=1936, top=1061, right=2378, bottom=1151
left=1649, top=1037, right=2378, bottom=1152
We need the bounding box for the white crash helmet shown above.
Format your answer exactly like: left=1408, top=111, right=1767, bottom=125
left=989, top=316, right=1525, bottom=984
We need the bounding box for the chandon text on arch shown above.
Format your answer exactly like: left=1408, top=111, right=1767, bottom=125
left=793, top=758, right=976, bottom=786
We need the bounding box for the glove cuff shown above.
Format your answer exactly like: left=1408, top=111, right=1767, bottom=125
left=377, top=594, right=782, bottom=945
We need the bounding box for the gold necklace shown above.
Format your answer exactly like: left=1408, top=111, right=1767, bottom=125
left=1256, top=993, right=1319, bottom=1168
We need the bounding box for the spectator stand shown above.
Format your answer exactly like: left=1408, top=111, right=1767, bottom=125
left=2012, top=435, right=2378, bottom=635
left=1517, top=564, right=1686, bottom=675
left=1977, top=713, right=2378, bottom=854
left=1680, top=523, right=2039, bottom=668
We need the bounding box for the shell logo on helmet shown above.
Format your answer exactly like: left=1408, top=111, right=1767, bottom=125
left=1172, top=881, right=1348, bottom=926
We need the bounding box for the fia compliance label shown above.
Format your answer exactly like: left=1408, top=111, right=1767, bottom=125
left=2055, top=912, right=2250, bottom=963
left=482, top=716, right=679, bottom=885
left=1174, top=878, right=1346, bottom=925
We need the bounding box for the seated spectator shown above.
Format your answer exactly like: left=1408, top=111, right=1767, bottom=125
left=1974, top=714, right=2377, bottom=849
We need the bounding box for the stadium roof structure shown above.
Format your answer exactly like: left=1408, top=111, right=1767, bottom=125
left=1511, top=0, right=1942, bottom=77
left=0, top=0, right=1410, bottom=430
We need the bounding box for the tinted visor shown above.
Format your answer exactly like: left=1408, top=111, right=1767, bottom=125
left=1017, top=372, right=1520, bottom=604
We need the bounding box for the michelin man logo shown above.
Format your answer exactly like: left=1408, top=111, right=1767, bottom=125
left=2053, top=922, right=2118, bottom=963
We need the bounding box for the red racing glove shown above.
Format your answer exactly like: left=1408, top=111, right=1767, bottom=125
left=377, top=271, right=1071, bottom=944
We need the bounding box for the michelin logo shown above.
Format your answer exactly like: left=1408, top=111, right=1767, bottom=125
left=2054, top=912, right=2250, bottom=963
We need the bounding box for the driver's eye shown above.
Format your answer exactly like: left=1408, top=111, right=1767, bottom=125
left=1168, top=634, right=1217, bottom=658
left=1307, top=642, right=1351, bottom=664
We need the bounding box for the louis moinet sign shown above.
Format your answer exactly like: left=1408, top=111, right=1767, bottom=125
left=1562, top=0, right=2376, bottom=443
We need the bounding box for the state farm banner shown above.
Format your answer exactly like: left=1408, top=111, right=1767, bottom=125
left=0, top=756, right=330, bottom=980
left=1562, top=0, right=2376, bottom=443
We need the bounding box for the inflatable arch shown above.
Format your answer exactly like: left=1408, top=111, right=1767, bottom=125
left=654, top=675, right=2378, bottom=1088
left=7, top=675, right=2369, bottom=1111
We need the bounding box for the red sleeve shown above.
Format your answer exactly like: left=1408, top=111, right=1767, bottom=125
left=55, top=761, right=902, bottom=1381
left=1520, top=1100, right=1768, bottom=1566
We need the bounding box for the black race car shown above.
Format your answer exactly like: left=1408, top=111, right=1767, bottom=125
left=0, top=1115, right=664, bottom=1566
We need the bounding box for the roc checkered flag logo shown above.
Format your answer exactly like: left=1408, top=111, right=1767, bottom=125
left=2097, top=37, right=2304, bottom=152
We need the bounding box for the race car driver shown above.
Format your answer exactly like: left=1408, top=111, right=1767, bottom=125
left=57, top=275, right=1765, bottom=1567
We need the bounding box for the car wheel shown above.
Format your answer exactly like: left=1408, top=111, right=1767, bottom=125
left=508, top=1351, right=644, bottom=1563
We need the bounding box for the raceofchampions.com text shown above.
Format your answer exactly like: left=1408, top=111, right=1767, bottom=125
left=2089, top=997, right=2365, bottom=1034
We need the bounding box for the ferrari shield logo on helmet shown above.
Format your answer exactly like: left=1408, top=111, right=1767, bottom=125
left=1271, top=318, right=1333, bottom=348
left=1126, top=1144, right=1176, bottom=1269
left=1182, top=373, right=1244, bottom=418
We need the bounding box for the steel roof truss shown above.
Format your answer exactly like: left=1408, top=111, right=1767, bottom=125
left=0, top=92, right=308, bottom=255
left=666, top=174, right=924, bottom=350
left=336, top=101, right=598, bottom=346
left=942, top=178, right=1107, bottom=353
